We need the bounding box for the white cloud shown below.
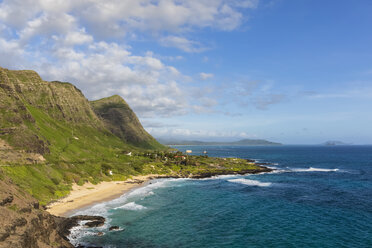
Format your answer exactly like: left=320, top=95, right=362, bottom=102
left=199, top=72, right=214, bottom=80
left=0, top=38, right=27, bottom=69
left=53, top=29, right=93, bottom=46
left=147, top=127, right=255, bottom=140
left=0, top=0, right=257, bottom=37
left=19, top=12, right=77, bottom=43
left=26, top=40, right=191, bottom=117
left=0, top=0, right=260, bottom=117
left=160, top=35, right=207, bottom=53
left=79, top=0, right=257, bottom=34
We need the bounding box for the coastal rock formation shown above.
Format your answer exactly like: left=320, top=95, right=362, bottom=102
left=91, top=95, right=164, bottom=149
left=186, top=166, right=273, bottom=179
left=0, top=177, right=73, bottom=248
left=0, top=66, right=163, bottom=162
left=0, top=67, right=104, bottom=154
left=0, top=66, right=274, bottom=247
left=108, top=226, right=120, bottom=231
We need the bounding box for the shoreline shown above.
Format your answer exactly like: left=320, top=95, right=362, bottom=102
left=47, top=166, right=272, bottom=217
left=46, top=174, right=161, bottom=217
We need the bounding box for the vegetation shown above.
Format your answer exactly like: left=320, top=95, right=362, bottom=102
left=91, top=95, right=165, bottom=150
left=0, top=66, right=266, bottom=206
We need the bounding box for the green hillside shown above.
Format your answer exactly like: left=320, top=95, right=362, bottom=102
left=0, top=67, right=163, bottom=204
left=91, top=95, right=164, bottom=150
left=0, top=67, right=266, bottom=207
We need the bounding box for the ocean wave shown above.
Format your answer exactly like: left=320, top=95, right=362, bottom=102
left=125, top=178, right=187, bottom=198
left=71, top=180, right=164, bottom=217
left=114, top=202, right=147, bottom=211
left=196, top=174, right=238, bottom=180
left=291, top=167, right=339, bottom=172
left=228, top=178, right=272, bottom=187
left=67, top=221, right=104, bottom=246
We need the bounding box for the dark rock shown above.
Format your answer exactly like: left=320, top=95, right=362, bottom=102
left=53, top=215, right=106, bottom=239
left=189, top=166, right=273, bottom=179
left=14, top=217, right=27, bottom=227
left=77, top=245, right=103, bottom=248
left=109, top=226, right=120, bottom=231
left=96, top=232, right=104, bottom=236
left=0, top=195, right=13, bottom=206
left=85, top=220, right=105, bottom=228
left=20, top=206, right=32, bottom=213
left=0, top=232, right=10, bottom=242
left=254, top=162, right=273, bottom=166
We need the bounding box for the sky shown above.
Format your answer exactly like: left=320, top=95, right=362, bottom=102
left=0, top=0, right=372, bottom=144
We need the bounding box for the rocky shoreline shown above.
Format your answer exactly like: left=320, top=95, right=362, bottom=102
left=0, top=163, right=273, bottom=248
left=61, top=165, right=273, bottom=248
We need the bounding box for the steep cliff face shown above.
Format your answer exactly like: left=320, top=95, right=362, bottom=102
left=0, top=176, right=72, bottom=248
left=0, top=68, right=102, bottom=126
left=0, top=67, right=166, bottom=247
left=91, top=95, right=165, bottom=150
left=0, top=66, right=163, bottom=206
left=0, top=67, right=104, bottom=155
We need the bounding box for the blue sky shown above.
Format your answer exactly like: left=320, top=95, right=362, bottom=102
left=1, top=0, right=371, bottom=144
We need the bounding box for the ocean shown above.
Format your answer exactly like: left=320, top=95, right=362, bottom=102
left=69, top=145, right=372, bottom=248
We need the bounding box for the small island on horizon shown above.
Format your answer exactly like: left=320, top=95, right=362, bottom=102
left=322, top=140, right=353, bottom=146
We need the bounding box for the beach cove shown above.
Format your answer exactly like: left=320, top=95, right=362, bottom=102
left=68, top=145, right=372, bottom=248
left=46, top=174, right=162, bottom=217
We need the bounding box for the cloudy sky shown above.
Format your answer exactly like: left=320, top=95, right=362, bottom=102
left=1, top=0, right=372, bottom=144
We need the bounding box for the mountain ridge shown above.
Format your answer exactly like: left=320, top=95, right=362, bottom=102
left=0, top=66, right=166, bottom=205
left=159, top=138, right=282, bottom=146
left=0, top=66, right=271, bottom=247
left=91, top=95, right=163, bottom=149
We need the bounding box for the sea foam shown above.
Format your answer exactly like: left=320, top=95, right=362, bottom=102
left=115, top=202, right=147, bottom=211
left=291, top=167, right=339, bottom=172
left=228, top=178, right=272, bottom=187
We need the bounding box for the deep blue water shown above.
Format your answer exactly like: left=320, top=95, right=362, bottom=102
left=70, top=145, right=372, bottom=248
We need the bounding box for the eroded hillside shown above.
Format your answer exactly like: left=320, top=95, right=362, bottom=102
left=91, top=95, right=163, bottom=149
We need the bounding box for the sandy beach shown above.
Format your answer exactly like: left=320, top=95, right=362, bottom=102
left=46, top=174, right=161, bottom=217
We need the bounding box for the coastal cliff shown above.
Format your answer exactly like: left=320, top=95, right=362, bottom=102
left=0, top=176, right=73, bottom=248
left=91, top=95, right=163, bottom=149
left=0, top=66, right=272, bottom=247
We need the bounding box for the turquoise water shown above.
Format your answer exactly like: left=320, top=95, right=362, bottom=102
left=70, top=145, right=372, bottom=247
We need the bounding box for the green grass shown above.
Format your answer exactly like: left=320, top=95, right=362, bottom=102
left=2, top=105, right=158, bottom=205
left=1, top=77, right=262, bottom=206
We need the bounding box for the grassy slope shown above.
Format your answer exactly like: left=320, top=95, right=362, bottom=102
left=0, top=67, right=264, bottom=206
left=0, top=68, right=154, bottom=204
left=2, top=105, right=153, bottom=205
left=91, top=95, right=165, bottom=150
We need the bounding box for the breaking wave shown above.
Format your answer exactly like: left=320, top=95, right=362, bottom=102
left=291, top=167, right=339, bottom=172
left=115, top=202, right=147, bottom=211
left=228, top=178, right=272, bottom=187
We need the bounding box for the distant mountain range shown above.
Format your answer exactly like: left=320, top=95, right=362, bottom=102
left=322, top=140, right=352, bottom=146
left=158, top=138, right=282, bottom=146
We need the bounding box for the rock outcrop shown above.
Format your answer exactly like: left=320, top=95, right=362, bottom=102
left=0, top=176, right=73, bottom=248
left=0, top=67, right=104, bottom=155
left=91, top=95, right=164, bottom=149
left=0, top=66, right=163, bottom=165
